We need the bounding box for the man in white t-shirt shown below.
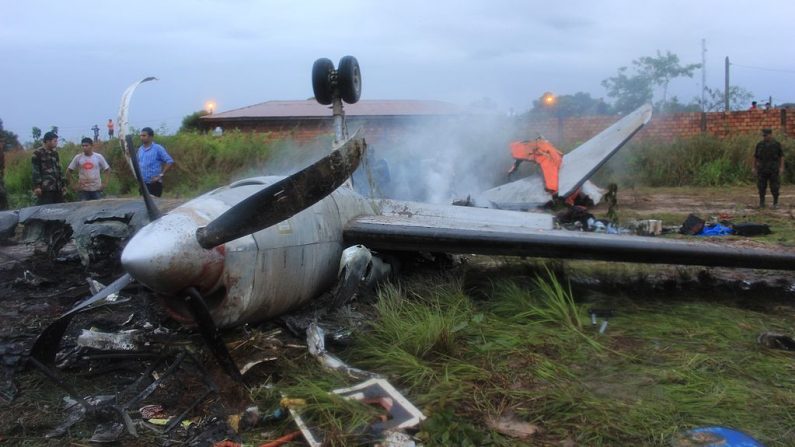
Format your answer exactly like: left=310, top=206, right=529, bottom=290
left=67, top=138, right=111, bottom=201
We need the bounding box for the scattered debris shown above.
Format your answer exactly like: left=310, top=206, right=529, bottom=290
left=757, top=332, right=795, bottom=351
left=589, top=308, right=614, bottom=335
left=14, top=269, right=51, bottom=287
left=90, top=421, right=125, bottom=443
left=635, top=219, right=663, bottom=236
left=679, top=214, right=706, bottom=235
left=485, top=411, right=541, bottom=440
left=307, top=322, right=380, bottom=380
left=672, top=426, right=765, bottom=447
left=76, top=329, right=145, bottom=352
left=333, top=378, right=426, bottom=433
left=733, top=223, right=772, bottom=237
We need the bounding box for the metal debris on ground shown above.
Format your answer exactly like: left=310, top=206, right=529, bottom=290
left=307, top=322, right=381, bottom=379
left=14, top=269, right=51, bottom=286
left=757, top=332, right=795, bottom=351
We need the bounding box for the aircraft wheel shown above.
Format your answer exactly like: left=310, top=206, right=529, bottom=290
left=337, top=55, right=361, bottom=104
left=312, top=58, right=335, bottom=105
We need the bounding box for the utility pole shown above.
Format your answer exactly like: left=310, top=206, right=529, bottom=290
left=701, top=39, right=707, bottom=112
left=724, top=57, right=730, bottom=112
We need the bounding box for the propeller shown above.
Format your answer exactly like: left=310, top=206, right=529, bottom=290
left=196, top=131, right=366, bottom=249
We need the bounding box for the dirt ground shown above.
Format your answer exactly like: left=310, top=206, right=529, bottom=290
left=0, top=185, right=793, bottom=446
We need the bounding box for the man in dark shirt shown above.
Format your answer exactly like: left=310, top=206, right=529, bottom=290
left=753, top=128, right=784, bottom=208
left=32, top=131, right=66, bottom=205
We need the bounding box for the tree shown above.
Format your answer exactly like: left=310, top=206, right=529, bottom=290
left=179, top=110, right=210, bottom=133
left=32, top=126, right=41, bottom=142
left=636, top=51, right=700, bottom=105
left=0, top=119, right=20, bottom=151
left=527, top=92, right=611, bottom=117
left=602, top=50, right=701, bottom=114
left=700, top=86, right=754, bottom=112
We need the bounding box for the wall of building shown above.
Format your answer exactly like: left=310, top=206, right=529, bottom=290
left=518, top=108, right=793, bottom=148
left=206, top=108, right=793, bottom=151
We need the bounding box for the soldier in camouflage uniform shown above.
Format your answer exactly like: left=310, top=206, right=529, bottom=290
left=31, top=131, right=66, bottom=205
left=753, top=128, right=784, bottom=209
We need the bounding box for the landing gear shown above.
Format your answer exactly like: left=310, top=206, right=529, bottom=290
left=337, top=55, right=361, bottom=104
left=311, top=56, right=362, bottom=105
left=311, top=55, right=362, bottom=146
left=312, top=58, right=335, bottom=105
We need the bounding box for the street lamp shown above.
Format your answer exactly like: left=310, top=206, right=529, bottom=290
left=542, top=91, right=556, bottom=107
left=205, top=101, right=216, bottom=115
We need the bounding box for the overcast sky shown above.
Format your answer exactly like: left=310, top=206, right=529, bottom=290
left=2, top=0, right=793, bottom=142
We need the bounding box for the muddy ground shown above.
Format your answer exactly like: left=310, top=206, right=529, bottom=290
left=0, top=185, right=793, bottom=446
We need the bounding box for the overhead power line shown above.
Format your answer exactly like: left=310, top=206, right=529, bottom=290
left=731, top=63, right=795, bottom=74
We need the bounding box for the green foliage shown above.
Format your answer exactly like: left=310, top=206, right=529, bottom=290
left=0, top=118, right=21, bottom=151
left=701, top=86, right=755, bottom=112
left=342, top=266, right=795, bottom=445
left=598, top=132, right=793, bottom=187
left=179, top=110, right=210, bottom=133
left=3, top=130, right=285, bottom=203
left=31, top=126, right=41, bottom=143
left=603, top=50, right=701, bottom=114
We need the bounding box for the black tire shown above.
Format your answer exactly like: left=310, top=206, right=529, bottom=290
left=337, top=56, right=361, bottom=104
left=312, top=58, right=335, bottom=105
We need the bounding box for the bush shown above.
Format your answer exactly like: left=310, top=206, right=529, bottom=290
left=3, top=131, right=308, bottom=205
left=597, top=132, right=793, bottom=187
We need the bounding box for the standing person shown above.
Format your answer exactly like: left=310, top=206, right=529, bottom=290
left=753, top=128, right=784, bottom=209
left=137, top=127, right=174, bottom=197
left=31, top=131, right=66, bottom=205
left=107, top=119, right=115, bottom=138
left=67, top=137, right=110, bottom=201
left=91, top=124, right=100, bottom=142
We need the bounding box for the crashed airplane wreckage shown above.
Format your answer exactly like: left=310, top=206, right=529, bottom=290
left=22, top=56, right=795, bottom=387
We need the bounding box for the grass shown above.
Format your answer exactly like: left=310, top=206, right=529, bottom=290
left=245, top=264, right=795, bottom=446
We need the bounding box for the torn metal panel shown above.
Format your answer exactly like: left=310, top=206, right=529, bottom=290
left=15, top=199, right=179, bottom=265
left=307, top=322, right=380, bottom=380
left=0, top=210, right=18, bottom=239
left=76, top=329, right=144, bottom=352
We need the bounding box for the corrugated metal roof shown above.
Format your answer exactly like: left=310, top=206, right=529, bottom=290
left=201, top=99, right=475, bottom=120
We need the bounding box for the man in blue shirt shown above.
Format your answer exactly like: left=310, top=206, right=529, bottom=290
left=137, top=127, right=174, bottom=197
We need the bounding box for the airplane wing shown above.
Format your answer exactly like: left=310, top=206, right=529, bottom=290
left=344, top=202, right=795, bottom=271
left=557, top=103, right=652, bottom=197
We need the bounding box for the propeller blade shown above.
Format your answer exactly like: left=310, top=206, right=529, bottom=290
left=118, top=76, right=157, bottom=174
left=183, top=287, right=245, bottom=383
left=195, top=133, right=366, bottom=249
left=128, top=135, right=162, bottom=222
left=30, top=273, right=133, bottom=365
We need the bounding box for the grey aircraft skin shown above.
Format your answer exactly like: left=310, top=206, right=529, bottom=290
left=27, top=59, right=795, bottom=379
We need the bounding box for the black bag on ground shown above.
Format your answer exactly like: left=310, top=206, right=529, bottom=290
left=732, top=223, right=771, bottom=236
left=679, top=214, right=705, bottom=235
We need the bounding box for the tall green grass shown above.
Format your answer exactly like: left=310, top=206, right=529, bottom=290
left=2, top=130, right=304, bottom=207
left=249, top=266, right=795, bottom=446
left=596, top=131, right=794, bottom=187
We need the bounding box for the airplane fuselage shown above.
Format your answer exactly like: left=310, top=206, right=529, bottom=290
left=121, top=176, right=377, bottom=327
